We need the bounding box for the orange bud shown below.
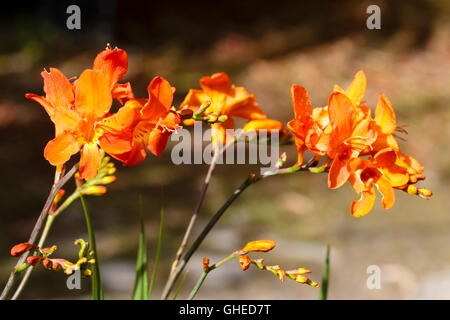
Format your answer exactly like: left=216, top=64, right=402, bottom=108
left=42, top=258, right=52, bottom=269
left=419, top=188, right=432, bottom=197
left=241, top=240, right=277, bottom=253
left=26, top=256, right=42, bottom=266
left=295, top=274, right=308, bottom=283
left=409, top=175, right=418, bottom=184
left=82, top=186, right=107, bottom=195
left=53, top=189, right=66, bottom=205
left=11, top=243, right=38, bottom=257
left=239, top=255, right=251, bottom=271
left=203, top=257, right=210, bottom=272
left=406, top=185, right=418, bottom=195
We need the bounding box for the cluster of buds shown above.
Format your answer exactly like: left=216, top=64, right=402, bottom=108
left=400, top=179, right=433, bottom=200
left=10, top=239, right=95, bottom=277
left=75, top=155, right=117, bottom=196
left=188, top=101, right=229, bottom=124
left=236, top=240, right=319, bottom=288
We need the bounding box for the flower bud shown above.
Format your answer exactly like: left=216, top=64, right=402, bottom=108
left=83, top=269, right=93, bottom=278
left=241, top=240, right=277, bottom=253
left=99, top=176, right=117, bottom=185
left=419, top=188, right=432, bottom=197
left=53, top=189, right=66, bottom=205
left=42, top=258, right=52, bottom=269
left=203, top=257, right=210, bottom=272
left=11, top=243, right=38, bottom=257
left=239, top=255, right=251, bottom=271
left=26, top=256, right=42, bottom=266
left=406, top=185, right=418, bottom=195
left=82, top=186, right=107, bottom=196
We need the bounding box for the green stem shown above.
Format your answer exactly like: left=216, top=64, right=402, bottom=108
left=161, top=174, right=257, bottom=299
left=1, top=164, right=78, bottom=300
left=188, top=253, right=237, bottom=300
left=79, top=194, right=104, bottom=300
left=161, top=157, right=320, bottom=300
left=188, top=271, right=208, bottom=300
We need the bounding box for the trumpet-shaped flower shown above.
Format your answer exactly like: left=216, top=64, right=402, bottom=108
left=97, top=77, right=181, bottom=166
left=180, top=72, right=282, bottom=143
left=26, top=46, right=134, bottom=180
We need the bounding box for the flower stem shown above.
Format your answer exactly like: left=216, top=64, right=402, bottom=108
left=188, top=253, right=237, bottom=300
left=161, top=173, right=258, bottom=299
left=161, top=157, right=320, bottom=299
left=79, top=194, right=104, bottom=300
left=10, top=214, right=56, bottom=300
left=0, top=164, right=78, bottom=300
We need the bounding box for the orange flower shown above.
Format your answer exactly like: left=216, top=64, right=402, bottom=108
left=97, top=77, right=181, bottom=166
left=180, top=72, right=268, bottom=143
left=26, top=46, right=134, bottom=180
left=325, top=92, right=376, bottom=189
left=241, top=239, right=277, bottom=253
left=287, top=85, right=326, bottom=164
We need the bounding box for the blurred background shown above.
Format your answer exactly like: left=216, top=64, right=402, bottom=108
left=0, top=0, right=449, bottom=299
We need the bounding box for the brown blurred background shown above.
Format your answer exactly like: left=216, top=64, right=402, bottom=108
left=0, top=0, right=449, bottom=299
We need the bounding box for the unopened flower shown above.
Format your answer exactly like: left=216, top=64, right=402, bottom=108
left=239, top=255, right=251, bottom=271
left=82, top=186, right=107, bottom=196
left=10, top=243, right=38, bottom=257
left=241, top=239, right=277, bottom=253
left=26, top=256, right=42, bottom=266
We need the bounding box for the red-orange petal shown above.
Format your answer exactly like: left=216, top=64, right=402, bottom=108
left=351, top=187, right=376, bottom=217
left=328, top=156, right=351, bottom=189
left=328, top=92, right=355, bottom=142
left=374, top=93, right=396, bottom=135
left=200, top=72, right=232, bottom=93
left=291, top=85, right=312, bottom=119
left=41, top=68, right=74, bottom=109
left=44, top=133, right=80, bottom=166
left=74, top=69, right=112, bottom=120
left=142, top=77, right=174, bottom=121
left=79, top=143, right=102, bottom=180
left=93, top=47, right=128, bottom=88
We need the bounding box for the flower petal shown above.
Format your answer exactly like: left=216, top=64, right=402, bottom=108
left=74, top=69, right=112, bottom=120
left=291, top=85, right=312, bottom=119
left=93, top=47, right=128, bottom=88
left=44, top=133, right=80, bottom=166
left=377, top=175, right=395, bottom=209
left=79, top=143, right=102, bottom=180
left=374, top=93, right=396, bottom=135
left=328, top=156, right=351, bottom=189
left=344, top=70, right=366, bottom=106
left=328, top=92, right=354, bottom=142
left=142, top=77, right=174, bottom=121
left=351, top=187, right=376, bottom=217
left=41, top=68, right=74, bottom=108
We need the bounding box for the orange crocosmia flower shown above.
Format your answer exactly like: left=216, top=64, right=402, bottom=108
left=287, top=85, right=326, bottom=164
left=325, top=92, right=376, bottom=189
left=97, top=76, right=181, bottom=166
left=26, top=46, right=135, bottom=180
left=180, top=72, right=266, bottom=143
left=348, top=148, right=413, bottom=217
left=27, top=68, right=113, bottom=180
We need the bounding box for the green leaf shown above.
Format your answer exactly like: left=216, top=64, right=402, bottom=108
left=79, top=194, right=104, bottom=300
left=149, top=191, right=164, bottom=299
left=318, top=244, right=330, bottom=300
left=173, top=271, right=188, bottom=300
left=132, top=195, right=149, bottom=300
